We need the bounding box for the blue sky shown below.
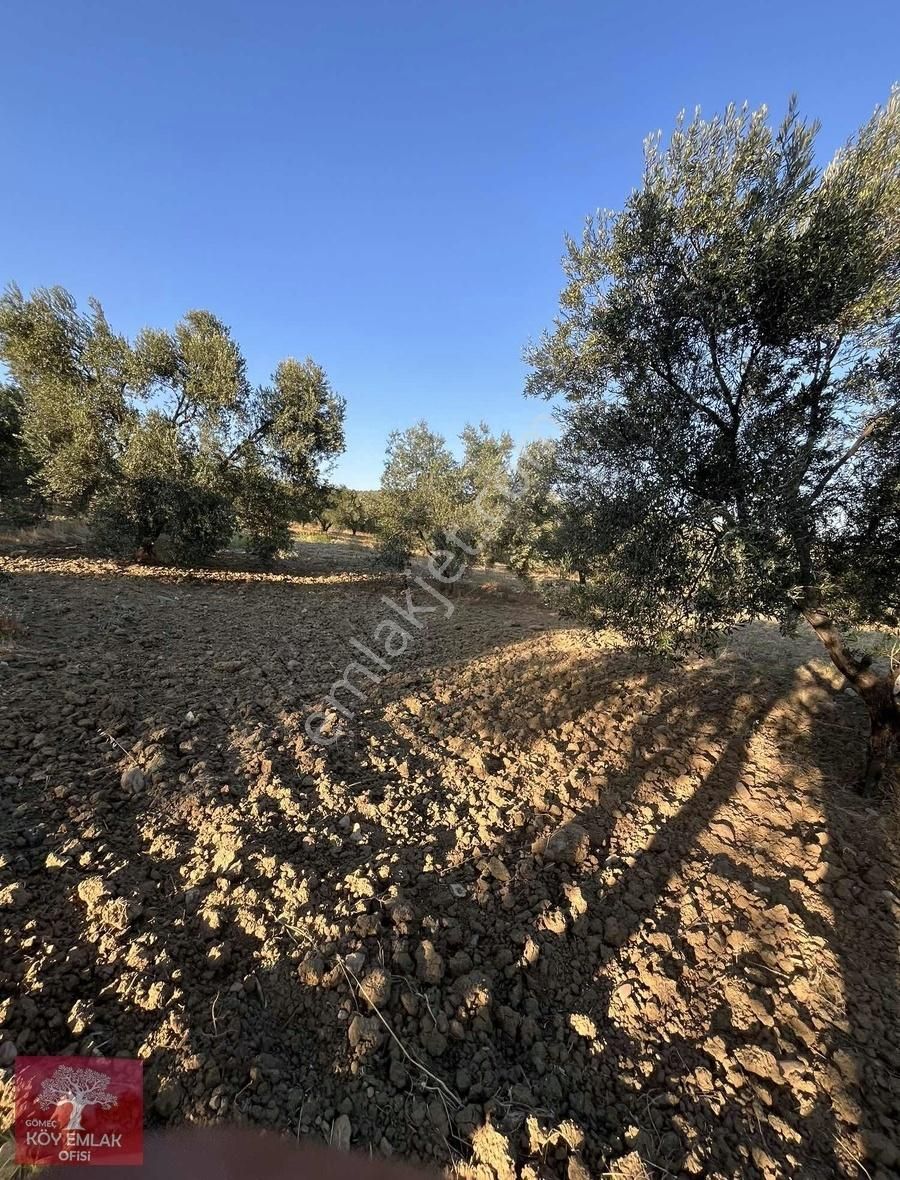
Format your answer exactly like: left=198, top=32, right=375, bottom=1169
left=2, top=1, right=898, bottom=487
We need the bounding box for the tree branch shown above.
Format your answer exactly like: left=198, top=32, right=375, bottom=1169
left=801, top=592, right=880, bottom=694
left=220, top=417, right=274, bottom=467
left=651, top=363, right=731, bottom=434
left=805, top=411, right=889, bottom=505
left=707, top=328, right=737, bottom=417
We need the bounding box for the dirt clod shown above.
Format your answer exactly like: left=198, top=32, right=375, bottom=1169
left=542, top=821, right=590, bottom=865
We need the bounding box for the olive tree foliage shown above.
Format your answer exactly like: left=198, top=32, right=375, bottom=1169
left=378, top=421, right=462, bottom=555
left=497, top=438, right=598, bottom=581
left=377, top=420, right=513, bottom=564
left=301, top=485, right=337, bottom=533
left=496, top=439, right=559, bottom=573
left=0, top=285, right=345, bottom=561
left=527, top=93, right=900, bottom=792
left=330, top=487, right=380, bottom=535
left=0, top=288, right=130, bottom=508
left=459, top=422, right=514, bottom=561
left=0, top=382, right=40, bottom=521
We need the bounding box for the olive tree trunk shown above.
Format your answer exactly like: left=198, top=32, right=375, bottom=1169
left=804, top=604, right=900, bottom=794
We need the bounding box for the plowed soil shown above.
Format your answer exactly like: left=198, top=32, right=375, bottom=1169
left=1, top=546, right=898, bottom=1179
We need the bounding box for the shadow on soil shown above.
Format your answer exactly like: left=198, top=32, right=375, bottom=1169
left=1, top=552, right=897, bottom=1178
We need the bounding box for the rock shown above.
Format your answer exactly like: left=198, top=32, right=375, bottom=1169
left=0, top=1040, right=17, bottom=1066
left=422, top=1029, right=447, bottom=1056
left=454, top=1104, right=483, bottom=1136
left=415, top=939, right=445, bottom=984
left=449, top=950, right=473, bottom=976
left=212, top=846, right=236, bottom=875
left=568, top=1156, right=591, bottom=1180
left=68, top=999, right=94, bottom=1036
left=0, top=882, right=28, bottom=909
left=709, top=820, right=735, bottom=844
left=751, top=1145, right=778, bottom=1173
left=154, top=1079, right=183, bottom=1119
left=298, top=955, right=325, bottom=986
left=77, top=876, right=110, bottom=909
left=331, top=1113, right=352, bottom=1150
left=120, top=765, right=145, bottom=792
left=393, top=950, right=414, bottom=974
left=347, top=1014, right=380, bottom=1049
left=344, top=951, right=366, bottom=976
left=569, top=1012, right=597, bottom=1039
left=206, top=941, right=232, bottom=968
left=486, top=856, right=511, bottom=883
left=389, top=901, right=416, bottom=927
left=359, top=966, right=391, bottom=1009
left=604, top=916, right=626, bottom=946
left=100, top=897, right=140, bottom=931
left=733, top=1045, right=785, bottom=1085
left=543, top=822, right=590, bottom=866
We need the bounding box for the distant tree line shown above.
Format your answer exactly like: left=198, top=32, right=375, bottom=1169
left=304, top=486, right=383, bottom=536
left=371, top=420, right=592, bottom=580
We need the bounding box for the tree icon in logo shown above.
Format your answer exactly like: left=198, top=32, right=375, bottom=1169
left=36, top=1064, right=117, bottom=1131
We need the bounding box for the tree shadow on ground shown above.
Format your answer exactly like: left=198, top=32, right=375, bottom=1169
left=1, top=553, right=898, bottom=1178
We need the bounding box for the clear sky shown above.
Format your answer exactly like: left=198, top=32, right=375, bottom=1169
left=2, top=1, right=898, bottom=487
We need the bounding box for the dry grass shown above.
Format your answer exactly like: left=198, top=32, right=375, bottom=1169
left=0, top=517, right=90, bottom=549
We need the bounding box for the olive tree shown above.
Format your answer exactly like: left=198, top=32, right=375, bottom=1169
left=0, top=286, right=345, bottom=561
left=0, top=382, right=40, bottom=521
left=459, top=421, right=513, bottom=561
left=377, top=419, right=514, bottom=563
left=0, top=287, right=131, bottom=508
left=496, top=439, right=558, bottom=573
left=497, top=439, right=600, bottom=581
left=330, top=487, right=380, bottom=535
left=378, top=421, right=462, bottom=554
left=527, top=93, right=900, bottom=792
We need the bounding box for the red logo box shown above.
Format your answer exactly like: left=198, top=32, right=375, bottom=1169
left=15, top=1056, right=143, bottom=1167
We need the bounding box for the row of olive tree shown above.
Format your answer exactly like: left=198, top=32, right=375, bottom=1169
left=304, top=486, right=382, bottom=535
left=0, top=286, right=345, bottom=559
left=527, top=91, right=900, bottom=792
left=376, top=419, right=514, bottom=564
left=373, top=425, right=626, bottom=583
left=2, top=91, right=897, bottom=790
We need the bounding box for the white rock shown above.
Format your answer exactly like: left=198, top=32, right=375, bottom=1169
left=120, top=765, right=145, bottom=792
left=331, top=1113, right=352, bottom=1150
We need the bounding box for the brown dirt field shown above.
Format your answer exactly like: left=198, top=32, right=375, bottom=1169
left=1, top=545, right=899, bottom=1179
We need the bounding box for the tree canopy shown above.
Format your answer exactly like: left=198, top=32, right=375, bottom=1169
left=527, top=92, right=900, bottom=790
left=329, top=487, right=381, bottom=535
left=0, top=285, right=345, bottom=559
left=378, top=419, right=513, bottom=561
left=0, top=382, right=39, bottom=521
